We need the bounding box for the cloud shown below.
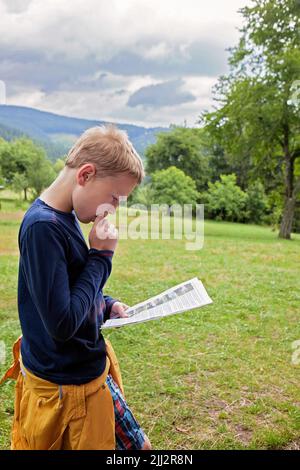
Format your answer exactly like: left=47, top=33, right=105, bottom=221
left=2, top=0, right=33, bottom=13
left=127, top=79, right=196, bottom=108
left=0, top=0, right=249, bottom=126
left=6, top=75, right=217, bottom=128
left=0, top=1, right=247, bottom=60
left=100, top=40, right=228, bottom=79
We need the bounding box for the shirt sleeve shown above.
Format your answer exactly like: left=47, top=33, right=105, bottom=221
left=103, top=295, right=119, bottom=322
left=20, top=221, right=114, bottom=342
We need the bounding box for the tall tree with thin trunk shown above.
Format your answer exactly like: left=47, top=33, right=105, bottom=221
left=200, top=0, right=300, bottom=239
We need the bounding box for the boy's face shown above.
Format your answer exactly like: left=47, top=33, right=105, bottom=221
left=72, top=166, right=138, bottom=224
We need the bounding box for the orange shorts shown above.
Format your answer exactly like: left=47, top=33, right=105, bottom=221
left=1, top=336, right=125, bottom=450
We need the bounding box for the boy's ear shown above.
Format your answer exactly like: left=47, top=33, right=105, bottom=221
left=77, top=163, right=96, bottom=184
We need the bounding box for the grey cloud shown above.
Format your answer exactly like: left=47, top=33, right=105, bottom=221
left=115, top=89, right=127, bottom=96
left=2, top=0, right=33, bottom=13
left=127, top=78, right=196, bottom=108
left=0, top=36, right=227, bottom=98
left=101, top=40, right=228, bottom=78
left=0, top=48, right=104, bottom=93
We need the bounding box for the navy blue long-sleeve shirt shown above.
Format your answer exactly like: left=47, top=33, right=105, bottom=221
left=17, top=197, right=118, bottom=385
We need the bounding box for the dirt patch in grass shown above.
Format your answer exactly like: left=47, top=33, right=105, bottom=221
left=283, top=440, right=300, bottom=450
left=233, top=424, right=253, bottom=445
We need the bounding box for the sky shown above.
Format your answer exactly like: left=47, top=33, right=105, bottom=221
left=0, top=0, right=249, bottom=128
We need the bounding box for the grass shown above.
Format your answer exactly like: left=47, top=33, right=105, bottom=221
left=0, top=195, right=299, bottom=450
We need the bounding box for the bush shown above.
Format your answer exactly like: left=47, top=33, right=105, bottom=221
left=145, top=126, right=211, bottom=192
left=151, top=166, right=199, bottom=207
left=129, top=184, right=156, bottom=208
left=204, top=174, right=248, bottom=222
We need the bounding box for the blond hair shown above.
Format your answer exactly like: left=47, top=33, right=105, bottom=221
left=65, top=124, right=145, bottom=184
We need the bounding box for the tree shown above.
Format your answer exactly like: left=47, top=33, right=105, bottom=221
left=27, top=154, right=55, bottom=199
left=0, top=137, right=55, bottom=200
left=53, top=158, right=66, bottom=174
left=200, top=0, right=300, bottom=239
left=151, top=166, right=199, bottom=207
left=245, top=180, right=269, bottom=224
left=145, top=126, right=211, bottom=192
left=11, top=172, right=29, bottom=199
left=1, top=138, right=30, bottom=185
left=0, top=138, right=13, bottom=181
left=0, top=166, right=5, bottom=186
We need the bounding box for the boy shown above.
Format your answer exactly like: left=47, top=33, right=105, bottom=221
left=7, top=124, right=151, bottom=450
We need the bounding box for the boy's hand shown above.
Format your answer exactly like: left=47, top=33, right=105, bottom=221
left=89, top=214, right=118, bottom=252
left=110, top=301, right=130, bottom=319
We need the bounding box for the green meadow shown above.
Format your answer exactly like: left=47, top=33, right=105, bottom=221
left=0, top=194, right=299, bottom=450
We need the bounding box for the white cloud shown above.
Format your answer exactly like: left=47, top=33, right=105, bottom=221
left=0, top=0, right=248, bottom=60
left=0, top=0, right=249, bottom=126
left=8, top=74, right=218, bottom=127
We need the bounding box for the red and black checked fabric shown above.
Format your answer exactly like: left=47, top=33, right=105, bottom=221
left=106, top=374, right=146, bottom=450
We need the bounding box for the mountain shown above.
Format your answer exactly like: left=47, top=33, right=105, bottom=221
left=0, top=105, right=169, bottom=161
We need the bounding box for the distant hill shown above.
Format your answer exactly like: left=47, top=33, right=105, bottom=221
left=0, top=122, right=25, bottom=141
left=0, top=105, right=169, bottom=161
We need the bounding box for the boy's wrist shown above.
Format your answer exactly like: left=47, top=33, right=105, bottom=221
left=88, top=248, right=114, bottom=258
left=104, top=298, right=119, bottom=320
